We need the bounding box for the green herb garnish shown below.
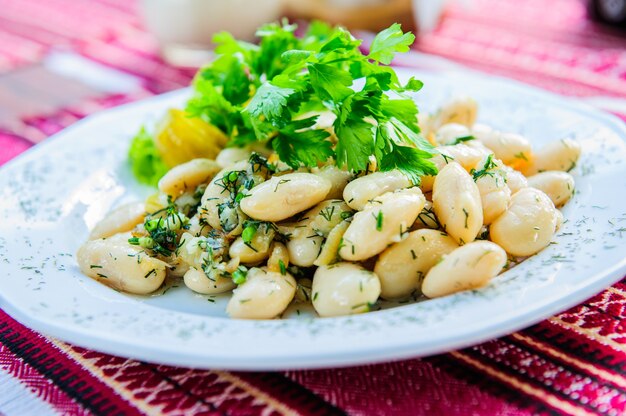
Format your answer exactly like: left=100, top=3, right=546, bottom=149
left=128, top=127, right=168, bottom=186
left=185, top=21, right=436, bottom=184
left=451, top=135, right=475, bottom=145
left=470, top=154, right=497, bottom=181
left=232, top=266, right=248, bottom=285
left=375, top=211, right=384, bottom=231
left=128, top=205, right=187, bottom=257
left=241, top=222, right=258, bottom=245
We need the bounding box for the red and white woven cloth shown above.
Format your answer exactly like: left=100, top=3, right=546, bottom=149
left=1, top=0, right=626, bottom=414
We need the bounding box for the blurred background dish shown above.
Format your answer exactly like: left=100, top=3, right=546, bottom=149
left=282, top=0, right=416, bottom=31
left=140, top=0, right=449, bottom=66
left=141, top=0, right=284, bottom=66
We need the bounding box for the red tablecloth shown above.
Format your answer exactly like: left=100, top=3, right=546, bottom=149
left=1, top=0, right=626, bottom=415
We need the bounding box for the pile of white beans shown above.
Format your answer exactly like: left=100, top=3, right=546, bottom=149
left=77, top=97, right=581, bottom=319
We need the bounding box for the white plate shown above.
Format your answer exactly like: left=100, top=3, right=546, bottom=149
left=1, top=68, right=626, bottom=370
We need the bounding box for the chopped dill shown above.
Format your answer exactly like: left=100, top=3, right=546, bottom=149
left=451, top=135, right=475, bottom=145
left=375, top=211, right=384, bottom=231
left=470, top=154, right=497, bottom=181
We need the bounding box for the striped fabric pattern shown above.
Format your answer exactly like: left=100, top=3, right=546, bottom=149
left=0, top=0, right=625, bottom=414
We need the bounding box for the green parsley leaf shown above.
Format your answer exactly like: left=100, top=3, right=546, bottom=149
left=273, top=127, right=333, bottom=169
left=246, top=82, right=295, bottom=121
left=281, top=49, right=314, bottom=64
left=178, top=21, right=433, bottom=182
left=368, top=23, right=415, bottom=65
left=302, top=20, right=335, bottom=48
left=380, top=143, right=438, bottom=185
left=185, top=77, right=239, bottom=136
left=334, top=117, right=374, bottom=171
left=401, top=77, right=424, bottom=92
left=200, top=55, right=251, bottom=106
left=256, top=21, right=300, bottom=79
left=212, top=31, right=258, bottom=62
left=387, top=117, right=434, bottom=150
left=308, top=63, right=353, bottom=102
left=319, top=27, right=361, bottom=54
left=379, top=97, right=419, bottom=130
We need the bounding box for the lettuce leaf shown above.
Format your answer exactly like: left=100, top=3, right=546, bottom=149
left=128, top=127, right=169, bottom=187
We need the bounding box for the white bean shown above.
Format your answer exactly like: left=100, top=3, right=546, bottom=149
left=527, top=171, right=575, bottom=207
left=438, top=144, right=492, bottom=170
left=226, top=268, right=296, bottom=319
left=312, top=263, right=381, bottom=317
left=420, top=144, right=490, bottom=193
left=307, top=200, right=352, bottom=236
left=422, top=241, right=507, bottom=298
left=177, top=233, right=206, bottom=270
left=472, top=125, right=533, bottom=166
left=472, top=156, right=511, bottom=225
left=502, top=165, right=528, bottom=194
left=431, top=97, right=478, bottom=128
left=186, top=214, right=210, bottom=237
left=555, top=209, right=564, bottom=230
left=490, top=188, right=558, bottom=256
left=471, top=123, right=492, bottom=137
left=283, top=200, right=350, bottom=267
left=200, top=161, right=248, bottom=230
left=522, top=138, right=582, bottom=176
left=229, top=236, right=273, bottom=265
left=199, top=183, right=230, bottom=230
left=312, top=165, right=354, bottom=199
left=77, top=233, right=168, bottom=294
left=216, top=148, right=251, bottom=168
left=314, top=220, right=350, bottom=266
left=183, top=267, right=236, bottom=294
left=229, top=222, right=275, bottom=264
left=287, top=236, right=324, bottom=267
left=478, top=180, right=510, bottom=226
left=340, top=187, right=425, bottom=261
left=165, top=251, right=189, bottom=277
left=435, top=123, right=471, bottom=146
left=240, top=173, right=331, bottom=221
left=343, top=170, right=411, bottom=211
left=267, top=242, right=289, bottom=273
left=89, top=202, right=145, bottom=240
left=465, top=138, right=493, bottom=154
left=432, top=163, right=483, bottom=245
left=176, top=233, right=237, bottom=288
left=144, top=192, right=170, bottom=213
left=374, top=229, right=458, bottom=299
left=158, top=158, right=221, bottom=197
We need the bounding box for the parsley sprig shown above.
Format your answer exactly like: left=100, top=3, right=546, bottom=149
left=186, top=21, right=437, bottom=184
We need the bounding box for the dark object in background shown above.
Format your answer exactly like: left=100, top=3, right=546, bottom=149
left=589, top=0, right=626, bottom=28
